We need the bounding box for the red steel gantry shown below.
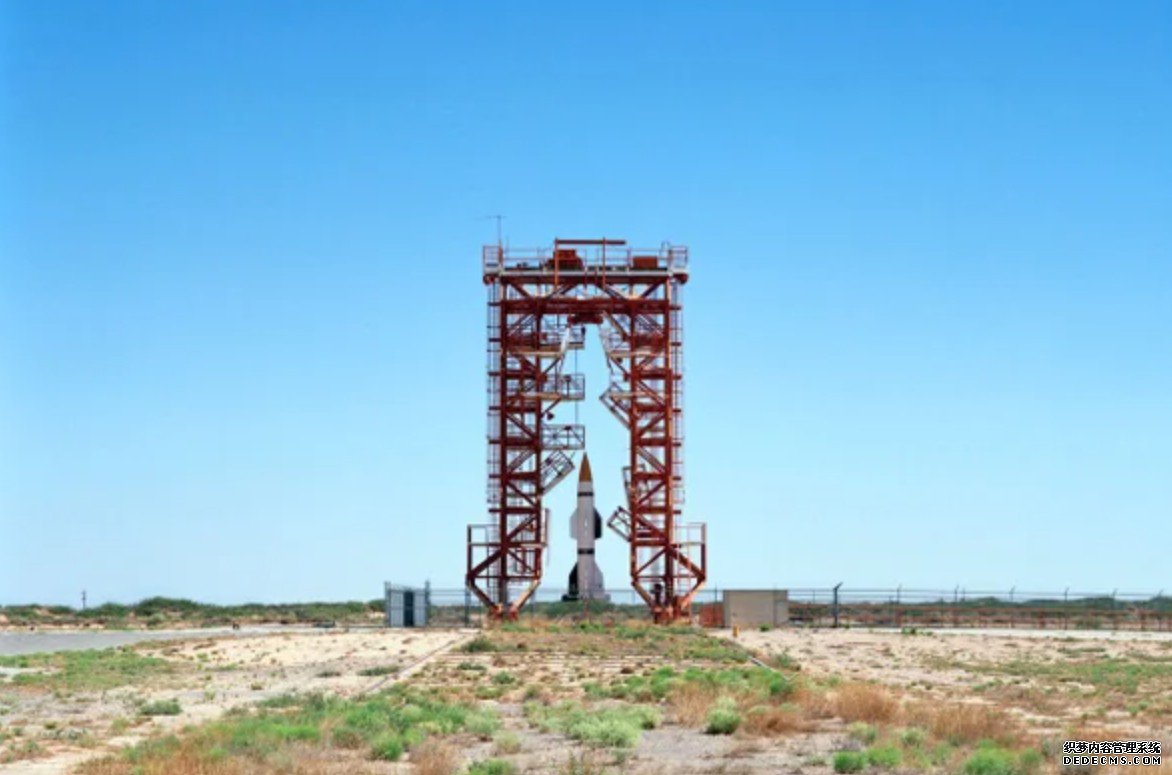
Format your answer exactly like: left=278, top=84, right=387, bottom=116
left=466, top=238, right=707, bottom=623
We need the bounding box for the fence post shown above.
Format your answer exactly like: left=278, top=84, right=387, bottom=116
left=833, top=582, right=843, bottom=629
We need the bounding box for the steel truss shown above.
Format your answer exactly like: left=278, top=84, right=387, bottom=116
left=467, top=238, right=706, bottom=622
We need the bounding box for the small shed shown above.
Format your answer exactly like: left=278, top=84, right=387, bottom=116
left=385, top=582, right=429, bottom=628
left=723, top=589, right=789, bottom=629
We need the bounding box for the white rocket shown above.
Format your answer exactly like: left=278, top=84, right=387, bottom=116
left=564, top=454, right=609, bottom=602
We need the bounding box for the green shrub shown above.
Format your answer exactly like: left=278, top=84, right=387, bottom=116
left=1018, top=749, right=1043, bottom=773
left=492, top=671, right=518, bottom=686
left=258, top=693, right=302, bottom=709
left=465, top=710, right=501, bottom=739
left=524, top=701, right=657, bottom=748
left=963, top=746, right=1017, bottom=775
left=705, top=698, right=741, bottom=735
left=139, top=699, right=182, bottom=716
left=866, top=745, right=901, bottom=768
left=899, top=727, right=926, bottom=747
left=330, top=726, right=365, bottom=749
left=833, top=751, right=867, bottom=773
left=466, top=759, right=516, bottom=775
left=358, top=664, right=400, bottom=677
left=493, top=731, right=522, bottom=754
left=370, top=732, right=404, bottom=761
left=462, top=635, right=497, bottom=653
left=848, top=722, right=877, bottom=744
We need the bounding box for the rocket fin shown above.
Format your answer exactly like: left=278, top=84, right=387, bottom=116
left=563, top=563, right=580, bottom=602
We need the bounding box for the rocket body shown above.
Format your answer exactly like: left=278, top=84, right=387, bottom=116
left=564, top=454, right=609, bottom=602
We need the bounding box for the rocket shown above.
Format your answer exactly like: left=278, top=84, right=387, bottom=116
left=563, top=454, right=609, bottom=602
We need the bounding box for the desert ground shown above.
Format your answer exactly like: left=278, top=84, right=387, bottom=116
left=1, top=624, right=1169, bottom=774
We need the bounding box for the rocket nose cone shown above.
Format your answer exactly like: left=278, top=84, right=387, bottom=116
left=578, top=454, right=592, bottom=484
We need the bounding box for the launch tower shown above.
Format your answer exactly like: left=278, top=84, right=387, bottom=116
left=466, top=238, right=707, bottom=623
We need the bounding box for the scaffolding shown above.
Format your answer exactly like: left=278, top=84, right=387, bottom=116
left=466, top=238, right=707, bottom=623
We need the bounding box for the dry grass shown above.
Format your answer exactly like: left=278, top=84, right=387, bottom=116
left=80, top=741, right=242, bottom=775
left=725, top=738, right=767, bottom=758
left=740, top=705, right=813, bottom=736
left=793, top=685, right=835, bottom=719
left=667, top=682, right=721, bottom=726
left=830, top=683, right=900, bottom=724
left=78, top=744, right=381, bottom=775
left=905, top=700, right=1019, bottom=746
left=412, top=738, right=460, bottom=775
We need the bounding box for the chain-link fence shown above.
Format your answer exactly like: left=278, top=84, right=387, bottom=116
left=389, top=583, right=1172, bottom=631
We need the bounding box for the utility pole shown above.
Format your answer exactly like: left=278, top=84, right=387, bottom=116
left=81, top=590, right=87, bottom=611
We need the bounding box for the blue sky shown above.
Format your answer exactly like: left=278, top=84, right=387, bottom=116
left=2, top=1, right=1169, bottom=606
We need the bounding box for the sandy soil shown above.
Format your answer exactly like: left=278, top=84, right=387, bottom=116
left=0, top=628, right=468, bottom=774
left=5, top=626, right=1170, bottom=774
left=730, top=627, right=1172, bottom=688
left=730, top=627, right=1172, bottom=743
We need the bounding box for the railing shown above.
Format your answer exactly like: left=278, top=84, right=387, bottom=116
left=483, top=243, right=689, bottom=276
left=541, top=424, right=586, bottom=451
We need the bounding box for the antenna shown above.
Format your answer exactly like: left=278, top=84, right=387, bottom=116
left=484, top=214, right=506, bottom=247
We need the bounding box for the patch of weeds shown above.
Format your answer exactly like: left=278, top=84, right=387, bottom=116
left=0, top=648, right=172, bottom=692
left=81, top=686, right=496, bottom=773
left=461, top=635, right=497, bottom=653
left=963, top=744, right=1042, bottom=775
left=968, top=656, right=1172, bottom=695
left=491, top=671, right=518, bottom=686
left=525, top=700, right=659, bottom=748
left=466, top=759, right=515, bottom=775
left=929, top=742, right=957, bottom=767
left=0, top=738, right=43, bottom=763
left=582, top=681, right=608, bottom=699
left=370, top=732, right=404, bottom=761
left=358, top=664, right=401, bottom=677
left=139, top=699, right=182, bottom=716
left=493, top=730, right=522, bottom=755
left=316, top=669, right=342, bottom=678
left=865, top=745, right=902, bottom=768
left=560, top=752, right=607, bottom=775
left=457, top=661, right=487, bottom=672
left=258, top=693, right=304, bottom=709
left=475, top=685, right=506, bottom=700
left=465, top=710, right=501, bottom=739
left=848, top=722, right=878, bottom=744
left=705, top=697, right=741, bottom=735
left=833, top=751, right=867, bottom=773
left=899, top=727, right=926, bottom=747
